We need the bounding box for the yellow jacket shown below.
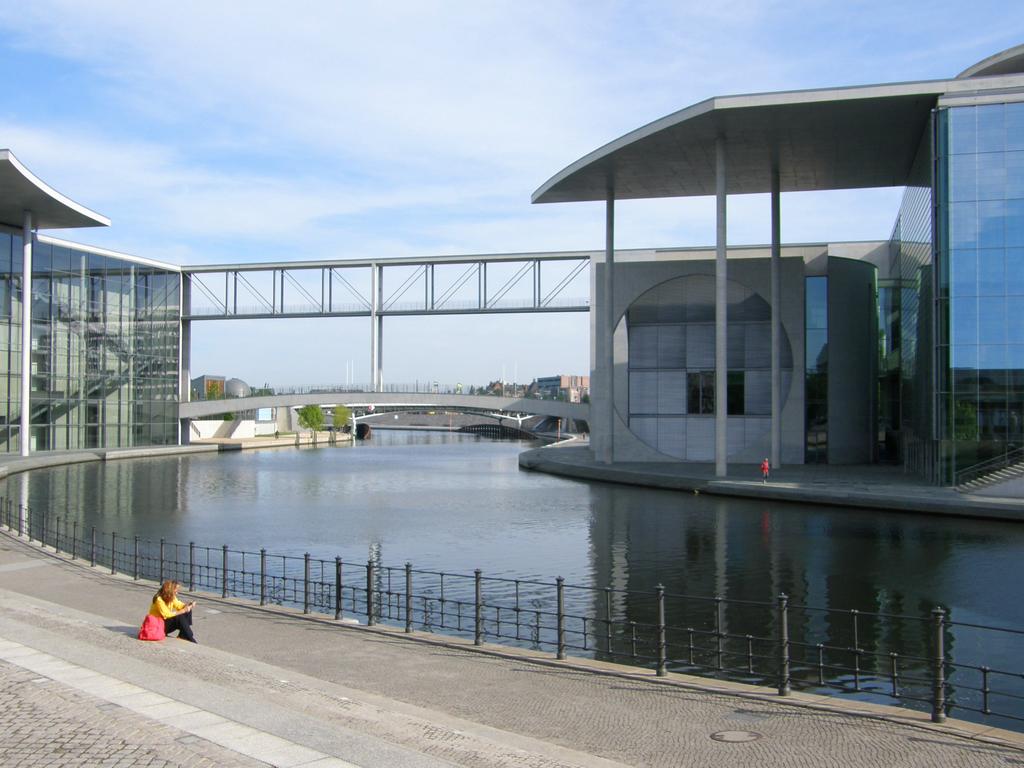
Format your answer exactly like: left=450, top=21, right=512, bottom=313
left=149, top=595, right=186, bottom=619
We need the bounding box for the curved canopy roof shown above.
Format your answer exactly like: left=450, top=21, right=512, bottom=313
left=959, top=43, right=1024, bottom=79
left=0, top=149, right=109, bottom=230
left=533, top=49, right=1024, bottom=205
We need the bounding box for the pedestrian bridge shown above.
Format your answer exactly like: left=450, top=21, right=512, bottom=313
left=179, top=392, right=588, bottom=425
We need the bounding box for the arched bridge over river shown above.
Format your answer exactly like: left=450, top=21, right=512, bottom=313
left=179, top=392, right=588, bottom=428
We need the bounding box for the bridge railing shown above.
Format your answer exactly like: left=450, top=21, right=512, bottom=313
left=5, top=498, right=1024, bottom=730
left=261, top=384, right=538, bottom=397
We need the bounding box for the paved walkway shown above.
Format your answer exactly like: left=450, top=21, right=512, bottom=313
left=1, top=531, right=1022, bottom=767
left=519, top=445, right=1024, bottom=519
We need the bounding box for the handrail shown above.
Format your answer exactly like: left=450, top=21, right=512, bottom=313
left=955, top=445, right=1024, bottom=487
left=4, top=497, right=1024, bottom=729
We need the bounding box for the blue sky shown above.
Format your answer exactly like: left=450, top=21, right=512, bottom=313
left=1, top=2, right=1021, bottom=387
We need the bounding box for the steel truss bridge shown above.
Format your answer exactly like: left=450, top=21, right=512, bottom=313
left=179, top=250, right=595, bottom=395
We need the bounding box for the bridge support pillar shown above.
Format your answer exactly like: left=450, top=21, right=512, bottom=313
left=370, top=263, right=380, bottom=392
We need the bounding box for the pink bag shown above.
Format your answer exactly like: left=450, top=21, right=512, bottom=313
left=138, top=614, right=166, bottom=641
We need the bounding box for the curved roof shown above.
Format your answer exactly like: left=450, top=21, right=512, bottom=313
left=533, top=53, right=1024, bottom=205
left=0, top=149, right=109, bottom=230
left=958, top=44, right=1024, bottom=79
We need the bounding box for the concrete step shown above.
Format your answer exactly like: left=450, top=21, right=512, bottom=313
left=957, top=460, right=1024, bottom=493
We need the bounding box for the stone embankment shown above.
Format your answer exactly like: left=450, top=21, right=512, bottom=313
left=1, top=530, right=1022, bottom=767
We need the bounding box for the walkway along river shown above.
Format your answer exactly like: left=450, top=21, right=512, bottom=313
left=4, top=429, right=1024, bottom=729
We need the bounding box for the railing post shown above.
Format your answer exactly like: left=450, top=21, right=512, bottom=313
left=474, top=569, right=483, bottom=646
left=405, top=562, right=413, bottom=633
left=556, top=576, right=566, bottom=660
left=41, top=514, right=46, bottom=549
left=90, top=526, right=96, bottom=567
left=715, top=597, right=724, bottom=670
left=260, top=548, right=267, bottom=606
left=656, top=584, right=667, bottom=676
left=159, top=539, right=165, bottom=582
left=851, top=609, right=861, bottom=691
left=303, top=553, right=310, bottom=614
left=334, top=557, right=343, bottom=620
left=71, top=520, right=77, bottom=560
left=605, top=586, right=613, bottom=653
left=932, top=607, right=947, bottom=723
left=223, top=545, right=230, bottom=598
left=133, top=535, right=140, bottom=580
left=366, top=559, right=375, bottom=626
left=778, top=593, right=791, bottom=696
left=54, top=516, right=60, bottom=552
left=110, top=531, right=116, bottom=574
left=189, top=542, right=195, bottom=592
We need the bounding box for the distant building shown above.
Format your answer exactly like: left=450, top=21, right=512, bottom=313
left=534, top=375, right=590, bottom=403
left=191, top=375, right=225, bottom=401
left=191, top=375, right=252, bottom=400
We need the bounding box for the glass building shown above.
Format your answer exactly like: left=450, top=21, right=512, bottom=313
left=534, top=44, right=1024, bottom=486
left=0, top=150, right=181, bottom=455
left=937, top=101, right=1024, bottom=483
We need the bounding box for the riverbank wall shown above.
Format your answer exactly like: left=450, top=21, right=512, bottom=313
left=519, top=444, right=1024, bottom=521
left=0, top=432, right=351, bottom=482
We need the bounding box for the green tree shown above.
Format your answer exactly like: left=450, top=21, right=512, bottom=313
left=333, top=405, right=352, bottom=432
left=297, top=405, right=325, bottom=444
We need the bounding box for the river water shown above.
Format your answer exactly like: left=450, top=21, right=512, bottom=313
left=5, top=429, right=1024, bottom=726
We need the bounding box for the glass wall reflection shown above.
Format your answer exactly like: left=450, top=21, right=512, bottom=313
left=938, top=102, right=1024, bottom=481
left=0, top=236, right=180, bottom=452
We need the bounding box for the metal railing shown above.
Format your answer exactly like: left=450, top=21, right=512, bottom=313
left=3, top=496, right=1023, bottom=729
left=955, top=445, right=1024, bottom=488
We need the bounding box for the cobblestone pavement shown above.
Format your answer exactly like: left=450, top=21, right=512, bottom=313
left=2, top=532, right=1024, bottom=767
left=0, top=661, right=263, bottom=767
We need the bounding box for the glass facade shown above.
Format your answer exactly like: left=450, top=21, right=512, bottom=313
left=0, top=233, right=180, bottom=452
left=936, top=101, right=1024, bottom=483
left=805, top=276, right=827, bottom=463
left=626, top=274, right=793, bottom=460
left=887, top=126, right=934, bottom=476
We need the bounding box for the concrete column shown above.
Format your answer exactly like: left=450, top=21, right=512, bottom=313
left=178, top=274, right=192, bottom=445
left=601, top=193, right=615, bottom=464
left=370, top=263, right=379, bottom=391
left=715, top=136, right=727, bottom=477
left=20, top=210, right=33, bottom=457
left=771, top=164, right=782, bottom=469
left=376, top=313, right=384, bottom=392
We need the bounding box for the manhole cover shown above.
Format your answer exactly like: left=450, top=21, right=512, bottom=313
left=710, top=730, right=762, bottom=743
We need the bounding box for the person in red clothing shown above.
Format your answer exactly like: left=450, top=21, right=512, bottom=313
left=761, top=458, right=770, bottom=484
left=150, top=580, right=197, bottom=642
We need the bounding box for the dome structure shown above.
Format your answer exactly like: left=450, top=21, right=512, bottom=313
left=224, top=378, right=252, bottom=398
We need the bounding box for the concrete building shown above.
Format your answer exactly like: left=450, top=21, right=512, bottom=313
left=534, top=374, right=590, bottom=403
left=533, top=44, right=1024, bottom=486
left=190, top=375, right=226, bottom=401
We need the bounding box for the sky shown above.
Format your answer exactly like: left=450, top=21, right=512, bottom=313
left=1, top=2, right=1022, bottom=388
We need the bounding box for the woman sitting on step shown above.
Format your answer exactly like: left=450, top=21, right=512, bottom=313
left=150, top=580, right=197, bottom=643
